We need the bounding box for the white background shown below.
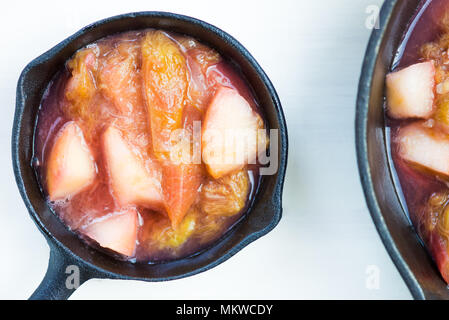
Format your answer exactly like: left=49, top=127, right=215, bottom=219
left=0, top=0, right=413, bottom=299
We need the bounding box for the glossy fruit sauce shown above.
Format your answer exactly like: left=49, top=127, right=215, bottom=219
left=33, top=29, right=266, bottom=263
left=386, top=0, right=449, bottom=282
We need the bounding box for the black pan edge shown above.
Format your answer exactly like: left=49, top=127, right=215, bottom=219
left=355, top=0, right=425, bottom=300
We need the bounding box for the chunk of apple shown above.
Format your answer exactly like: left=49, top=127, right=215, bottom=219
left=84, top=207, right=138, bottom=257
left=103, top=125, right=163, bottom=209
left=202, top=86, right=268, bottom=179
left=398, top=123, right=449, bottom=176
left=386, top=61, right=435, bottom=119
left=47, top=122, right=96, bottom=201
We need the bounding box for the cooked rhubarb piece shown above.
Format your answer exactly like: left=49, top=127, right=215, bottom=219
left=47, top=122, right=96, bottom=201
left=429, top=231, right=449, bottom=283
left=162, top=162, right=203, bottom=229
left=433, top=98, right=449, bottom=133
left=84, top=208, right=138, bottom=257
left=162, top=105, right=203, bottom=229
left=386, top=61, right=435, bottom=119
left=178, top=37, right=221, bottom=75
left=103, top=125, right=163, bottom=209
left=142, top=31, right=187, bottom=158
left=99, top=41, right=153, bottom=162
left=177, top=37, right=221, bottom=111
left=435, top=99, right=449, bottom=128
left=429, top=203, right=449, bottom=284
left=421, top=194, right=449, bottom=283
left=397, top=123, right=449, bottom=176
left=143, top=209, right=197, bottom=250
left=65, top=46, right=99, bottom=121
left=98, top=42, right=143, bottom=115
left=201, top=170, right=250, bottom=216
left=202, top=86, right=268, bottom=178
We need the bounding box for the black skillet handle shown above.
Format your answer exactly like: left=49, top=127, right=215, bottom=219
left=29, top=246, right=92, bottom=300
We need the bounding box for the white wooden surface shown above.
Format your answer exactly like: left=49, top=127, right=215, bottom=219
left=0, top=0, right=413, bottom=299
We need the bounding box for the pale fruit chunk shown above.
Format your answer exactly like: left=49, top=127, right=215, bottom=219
left=103, top=126, right=163, bottom=209
left=201, top=170, right=250, bottom=216
left=398, top=123, right=449, bottom=176
left=386, top=61, right=435, bottom=119
left=84, top=208, right=138, bottom=256
left=47, top=122, right=96, bottom=201
left=202, top=86, right=268, bottom=179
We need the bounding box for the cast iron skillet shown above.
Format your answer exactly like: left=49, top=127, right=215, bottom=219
left=356, top=0, right=449, bottom=300
left=13, top=12, right=288, bottom=300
